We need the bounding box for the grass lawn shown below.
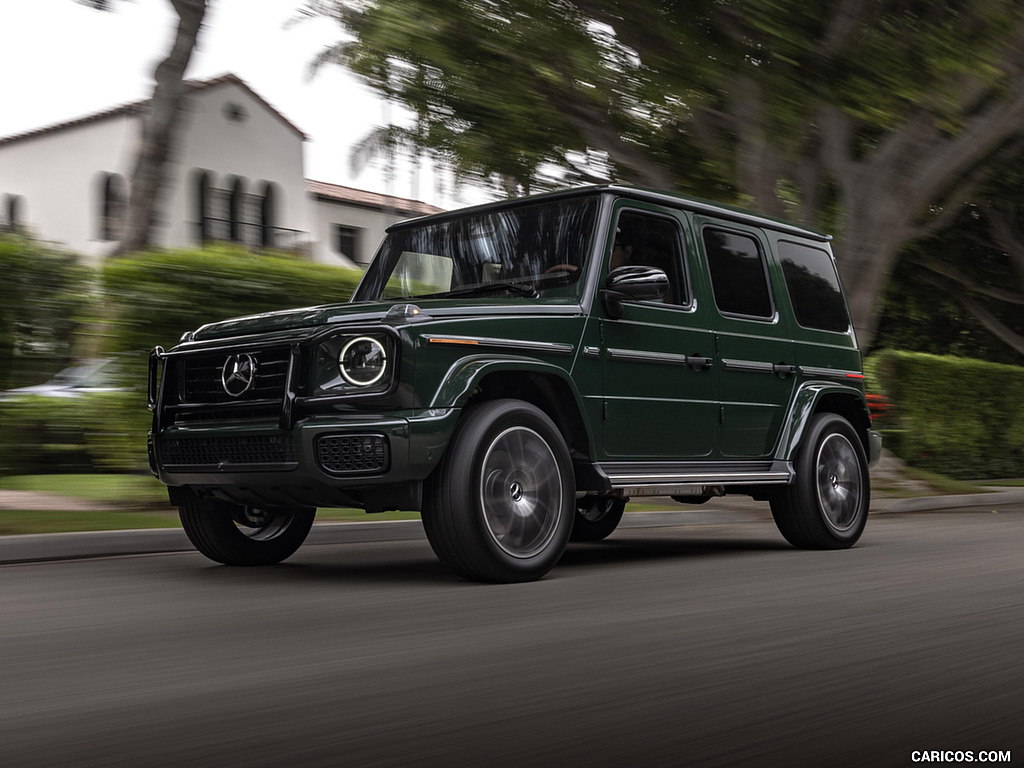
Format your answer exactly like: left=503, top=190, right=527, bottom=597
left=0, top=473, right=682, bottom=535
left=0, top=509, right=182, bottom=536
left=0, top=508, right=420, bottom=535
left=0, top=473, right=169, bottom=504
left=0, top=474, right=422, bottom=534
left=898, top=466, right=991, bottom=495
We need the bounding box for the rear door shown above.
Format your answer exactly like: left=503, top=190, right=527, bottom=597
left=696, top=218, right=798, bottom=457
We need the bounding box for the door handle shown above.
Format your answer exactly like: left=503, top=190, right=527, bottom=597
left=687, top=355, right=713, bottom=371
left=773, top=363, right=797, bottom=378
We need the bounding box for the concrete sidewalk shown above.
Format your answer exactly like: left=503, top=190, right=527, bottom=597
left=2, top=489, right=1023, bottom=566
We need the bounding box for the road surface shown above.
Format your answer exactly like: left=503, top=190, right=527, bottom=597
left=2, top=507, right=1021, bottom=767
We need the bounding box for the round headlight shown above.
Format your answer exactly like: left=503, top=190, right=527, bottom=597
left=339, top=336, right=387, bottom=387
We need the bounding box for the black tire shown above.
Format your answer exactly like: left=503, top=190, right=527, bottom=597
left=421, top=399, right=574, bottom=582
left=570, top=496, right=626, bottom=542
left=771, top=413, right=869, bottom=549
left=179, top=501, right=315, bottom=565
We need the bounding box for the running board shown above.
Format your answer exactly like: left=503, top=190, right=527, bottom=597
left=576, top=460, right=794, bottom=495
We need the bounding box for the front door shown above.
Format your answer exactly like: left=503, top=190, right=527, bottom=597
left=598, top=204, right=718, bottom=459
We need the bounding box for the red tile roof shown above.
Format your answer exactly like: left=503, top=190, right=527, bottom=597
left=0, top=73, right=307, bottom=147
left=306, top=179, right=445, bottom=217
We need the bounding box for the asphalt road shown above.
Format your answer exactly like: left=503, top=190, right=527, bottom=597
left=2, top=507, right=1022, bottom=768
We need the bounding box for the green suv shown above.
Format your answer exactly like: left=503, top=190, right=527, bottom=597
left=148, top=186, right=881, bottom=582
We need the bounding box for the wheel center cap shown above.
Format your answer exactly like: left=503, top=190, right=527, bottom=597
left=509, top=482, right=524, bottom=502
left=830, top=474, right=840, bottom=490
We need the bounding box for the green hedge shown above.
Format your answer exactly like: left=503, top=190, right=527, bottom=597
left=101, top=245, right=363, bottom=356
left=1, top=243, right=364, bottom=476
left=0, top=392, right=153, bottom=476
left=0, top=234, right=92, bottom=389
left=867, top=350, right=1024, bottom=479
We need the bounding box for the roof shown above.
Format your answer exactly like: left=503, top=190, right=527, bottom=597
left=0, top=73, right=307, bottom=148
left=307, top=179, right=445, bottom=217
left=388, top=184, right=829, bottom=242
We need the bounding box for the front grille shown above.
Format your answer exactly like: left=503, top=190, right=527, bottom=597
left=181, top=348, right=291, bottom=405
left=160, top=434, right=298, bottom=467
left=316, top=434, right=389, bottom=475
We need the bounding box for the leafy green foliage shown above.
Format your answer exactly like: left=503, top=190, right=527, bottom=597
left=307, top=0, right=1023, bottom=199
left=0, top=234, right=93, bottom=389
left=0, top=396, right=95, bottom=476
left=101, top=245, right=363, bottom=355
left=305, top=0, right=1024, bottom=344
left=869, top=350, right=1024, bottom=479
left=874, top=247, right=1024, bottom=367
left=0, top=392, right=152, bottom=475
left=1, top=243, right=364, bottom=475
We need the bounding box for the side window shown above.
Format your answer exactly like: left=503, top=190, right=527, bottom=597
left=611, top=210, right=689, bottom=306
left=703, top=228, right=773, bottom=319
left=778, top=241, right=851, bottom=332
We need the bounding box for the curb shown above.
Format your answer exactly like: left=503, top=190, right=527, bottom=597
left=0, top=508, right=768, bottom=565
left=1, top=492, right=1022, bottom=566
left=0, top=519, right=428, bottom=566
left=870, top=489, right=1024, bottom=514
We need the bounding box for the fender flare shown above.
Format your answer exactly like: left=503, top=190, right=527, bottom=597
left=429, top=353, right=596, bottom=455
left=775, top=382, right=871, bottom=461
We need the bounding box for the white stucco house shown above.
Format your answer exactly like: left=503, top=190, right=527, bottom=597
left=0, top=74, right=442, bottom=267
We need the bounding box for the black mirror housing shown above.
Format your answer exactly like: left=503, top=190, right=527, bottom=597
left=601, top=266, right=669, bottom=317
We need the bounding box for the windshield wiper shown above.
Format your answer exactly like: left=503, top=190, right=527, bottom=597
left=425, top=282, right=539, bottom=299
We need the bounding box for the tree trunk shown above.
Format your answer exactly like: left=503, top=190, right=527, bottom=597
left=116, top=0, right=208, bottom=255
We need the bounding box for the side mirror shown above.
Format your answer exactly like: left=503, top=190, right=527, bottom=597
left=600, top=266, right=669, bottom=318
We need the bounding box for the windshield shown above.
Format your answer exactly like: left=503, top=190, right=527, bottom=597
left=353, top=197, right=599, bottom=302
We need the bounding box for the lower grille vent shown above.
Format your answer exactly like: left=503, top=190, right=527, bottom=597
left=316, top=434, right=389, bottom=475
left=160, top=435, right=298, bottom=467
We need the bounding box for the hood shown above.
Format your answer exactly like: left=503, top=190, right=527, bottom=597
left=190, top=302, right=391, bottom=341
left=188, top=298, right=583, bottom=342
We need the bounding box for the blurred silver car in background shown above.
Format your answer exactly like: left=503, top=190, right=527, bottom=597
left=0, top=358, right=122, bottom=401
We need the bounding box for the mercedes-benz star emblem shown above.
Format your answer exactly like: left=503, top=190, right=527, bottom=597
left=221, top=353, right=257, bottom=397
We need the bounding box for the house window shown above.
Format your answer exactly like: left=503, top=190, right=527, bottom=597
left=98, top=173, right=127, bottom=241
left=4, top=194, right=24, bottom=233
left=228, top=177, right=246, bottom=242
left=223, top=102, right=248, bottom=124
left=335, top=225, right=360, bottom=262
left=194, top=170, right=210, bottom=243
left=259, top=182, right=277, bottom=249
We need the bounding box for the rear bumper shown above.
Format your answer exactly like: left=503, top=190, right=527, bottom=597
left=868, top=429, right=882, bottom=467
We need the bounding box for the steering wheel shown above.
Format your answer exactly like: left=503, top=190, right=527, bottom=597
left=544, top=264, right=579, bottom=276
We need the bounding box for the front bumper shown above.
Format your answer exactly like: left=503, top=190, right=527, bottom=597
left=150, top=408, right=459, bottom=510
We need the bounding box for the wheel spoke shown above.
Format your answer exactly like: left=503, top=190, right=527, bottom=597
left=815, top=434, right=862, bottom=532
left=479, top=426, right=562, bottom=558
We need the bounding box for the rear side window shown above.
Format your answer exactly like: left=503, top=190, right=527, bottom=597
left=778, top=241, right=850, bottom=332
left=703, top=229, right=773, bottom=319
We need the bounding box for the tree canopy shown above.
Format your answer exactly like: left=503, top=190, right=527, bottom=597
left=303, top=0, right=1024, bottom=345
